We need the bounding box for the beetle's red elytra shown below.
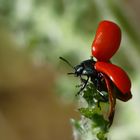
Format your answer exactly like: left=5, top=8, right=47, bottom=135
left=95, top=62, right=132, bottom=100
left=92, top=20, right=121, bottom=61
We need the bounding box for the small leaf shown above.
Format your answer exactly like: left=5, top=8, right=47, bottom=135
left=92, top=114, right=109, bottom=131
left=97, top=131, right=108, bottom=140
left=71, top=119, right=83, bottom=133
left=79, top=107, right=100, bottom=120
left=83, top=82, right=109, bottom=107
left=83, top=83, right=97, bottom=106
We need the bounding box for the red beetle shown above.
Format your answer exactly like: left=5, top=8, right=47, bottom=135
left=60, top=20, right=132, bottom=126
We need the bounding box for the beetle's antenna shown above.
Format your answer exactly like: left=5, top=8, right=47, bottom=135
left=67, top=72, right=75, bottom=75
left=59, top=57, right=74, bottom=69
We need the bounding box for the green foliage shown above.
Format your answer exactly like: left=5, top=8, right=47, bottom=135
left=82, top=83, right=108, bottom=106
left=72, top=82, right=110, bottom=140
left=71, top=119, right=84, bottom=134
left=74, top=0, right=100, bottom=35
left=97, top=131, right=107, bottom=140
left=108, top=0, right=140, bottom=47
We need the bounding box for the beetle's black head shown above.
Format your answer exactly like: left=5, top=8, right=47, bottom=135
left=59, top=56, right=96, bottom=77
left=72, top=64, right=84, bottom=76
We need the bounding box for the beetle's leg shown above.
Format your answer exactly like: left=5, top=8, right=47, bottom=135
left=77, top=76, right=89, bottom=95
left=95, top=78, right=108, bottom=102
left=97, top=89, right=108, bottom=102
left=103, top=75, right=116, bottom=127
left=96, top=90, right=108, bottom=109
left=76, top=76, right=87, bottom=88
left=80, top=76, right=87, bottom=83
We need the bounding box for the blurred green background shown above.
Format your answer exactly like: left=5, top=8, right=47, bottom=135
left=0, top=0, right=140, bottom=140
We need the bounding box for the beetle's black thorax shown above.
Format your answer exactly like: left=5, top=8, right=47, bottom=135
left=74, top=59, right=97, bottom=77
left=73, top=58, right=107, bottom=92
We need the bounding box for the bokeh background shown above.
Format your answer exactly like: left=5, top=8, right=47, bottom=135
left=0, top=0, right=140, bottom=140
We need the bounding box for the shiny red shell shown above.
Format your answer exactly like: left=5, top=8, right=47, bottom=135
left=92, top=20, right=121, bottom=61
left=94, top=62, right=131, bottom=95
